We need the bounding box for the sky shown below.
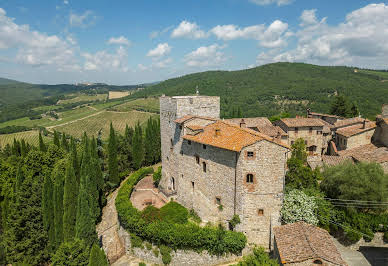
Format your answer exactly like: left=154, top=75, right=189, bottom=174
left=1, top=0, right=388, bottom=85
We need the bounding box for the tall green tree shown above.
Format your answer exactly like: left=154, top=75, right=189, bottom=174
left=39, top=131, right=47, bottom=152
left=63, top=159, right=78, bottom=242
left=70, top=137, right=80, bottom=182
left=53, top=159, right=66, bottom=249
left=52, top=239, right=89, bottom=266
left=132, top=121, right=144, bottom=169
left=61, top=133, right=69, bottom=152
left=144, top=118, right=154, bottom=165
left=42, top=173, right=55, bottom=251
left=53, top=131, right=60, bottom=147
left=108, top=123, right=119, bottom=185
left=88, top=244, right=108, bottom=266
left=20, top=139, right=27, bottom=157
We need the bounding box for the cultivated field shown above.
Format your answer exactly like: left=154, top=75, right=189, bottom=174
left=111, top=97, right=159, bottom=113
left=52, top=110, right=158, bottom=139
left=57, top=93, right=107, bottom=105
left=0, top=130, right=51, bottom=147
left=357, top=69, right=388, bottom=80
left=108, top=91, right=130, bottom=99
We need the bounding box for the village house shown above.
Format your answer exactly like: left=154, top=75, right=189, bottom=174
left=274, top=118, right=329, bottom=155
left=159, top=95, right=290, bottom=249
left=335, top=120, right=376, bottom=150
left=273, top=222, right=347, bottom=266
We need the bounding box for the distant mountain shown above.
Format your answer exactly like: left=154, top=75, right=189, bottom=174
left=0, top=77, right=23, bottom=85
left=132, top=62, right=388, bottom=118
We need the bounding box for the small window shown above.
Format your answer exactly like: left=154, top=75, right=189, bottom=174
left=195, top=155, right=200, bottom=164
left=203, top=162, right=207, bottom=172
left=295, top=128, right=298, bottom=134
left=192, top=181, right=194, bottom=190
left=257, top=209, right=264, bottom=216
left=215, top=197, right=221, bottom=205
left=203, top=144, right=206, bottom=149
left=309, top=127, right=313, bottom=134
left=189, top=98, right=193, bottom=104
left=247, top=151, right=254, bottom=158
left=246, top=174, right=254, bottom=183
left=188, top=140, right=191, bottom=145
left=313, top=259, right=323, bottom=265
left=179, top=125, right=182, bottom=130
left=317, top=131, right=322, bottom=135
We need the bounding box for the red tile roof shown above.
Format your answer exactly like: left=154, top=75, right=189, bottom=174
left=274, top=222, right=347, bottom=265
left=226, top=117, right=287, bottom=137
left=280, top=118, right=325, bottom=128
left=174, top=115, right=217, bottom=124
left=309, top=112, right=342, bottom=119
left=337, top=144, right=377, bottom=157
left=186, top=124, right=204, bottom=131
left=333, top=117, right=365, bottom=128
left=352, top=146, right=388, bottom=164
left=336, top=122, right=376, bottom=137
left=183, top=120, right=289, bottom=152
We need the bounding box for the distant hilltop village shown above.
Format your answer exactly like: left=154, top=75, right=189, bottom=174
left=158, top=94, right=388, bottom=250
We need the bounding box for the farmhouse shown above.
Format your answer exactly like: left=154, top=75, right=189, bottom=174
left=159, top=95, right=289, bottom=249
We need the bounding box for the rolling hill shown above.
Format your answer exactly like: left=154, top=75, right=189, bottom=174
left=132, top=62, right=388, bottom=119
left=0, top=77, right=22, bottom=85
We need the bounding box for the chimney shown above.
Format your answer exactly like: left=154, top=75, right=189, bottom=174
left=307, top=108, right=311, bottom=117
left=215, top=128, right=221, bottom=136
left=240, top=119, right=246, bottom=128
left=362, top=119, right=366, bottom=129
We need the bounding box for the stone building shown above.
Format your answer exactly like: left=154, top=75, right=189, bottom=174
left=274, top=118, right=329, bottom=155
left=273, top=222, right=347, bottom=266
left=307, top=109, right=343, bottom=125
left=159, top=95, right=289, bottom=249
left=335, top=120, right=376, bottom=150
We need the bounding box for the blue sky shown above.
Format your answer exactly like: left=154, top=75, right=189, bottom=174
left=0, top=0, right=388, bottom=85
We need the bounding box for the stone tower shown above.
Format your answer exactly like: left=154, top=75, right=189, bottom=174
left=159, top=95, right=220, bottom=195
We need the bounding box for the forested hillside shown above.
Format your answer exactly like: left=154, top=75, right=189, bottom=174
left=132, top=62, right=388, bottom=119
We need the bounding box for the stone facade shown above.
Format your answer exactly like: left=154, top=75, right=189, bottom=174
left=159, top=95, right=288, bottom=250
left=336, top=128, right=375, bottom=150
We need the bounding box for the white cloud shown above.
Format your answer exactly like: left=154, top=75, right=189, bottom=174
left=211, top=20, right=289, bottom=48
left=150, top=25, right=173, bottom=39
left=257, top=4, right=388, bottom=69
left=184, top=44, right=227, bottom=67
left=147, top=43, right=171, bottom=57
left=64, top=0, right=69, bottom=4
left=171, top=21, right=207, bottom=39
left=0, top=8, right=78, bottom=70
left=108, top=36, right=131, bottom=46
left=152, top=57, right=172, bottom=68
left=69, top=10, right=97, bottom=28
left=249, top=0, right=293, bottom=6
left=82, top=46, right=129, bottom=72
left=138, top=64, right=147, bottom=71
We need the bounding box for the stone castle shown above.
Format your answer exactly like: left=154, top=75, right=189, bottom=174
left=158, top=95, right=289, bottom=249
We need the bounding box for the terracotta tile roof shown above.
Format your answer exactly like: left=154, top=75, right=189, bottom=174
left=226, top=117, right=287, bottom=137
left=183, top=120, right=289, bottom=152
left=274, top=222, right=346, bottom=265
left=309, top=112, right=342, bottom=119
left=186, top=125, right=204, bottom=131
left=333, top=117, right=365, bottom=128
left=174, top=115, right=217, bottom=124
left=336, top=122, right=376, bottom=137
left=307, top=155, right=352, bottom=170
left=337, top=144, right=377, bottom=157
left=280, top=118, right=325, bottom=128
left=352, top=146, right=388, bottom=164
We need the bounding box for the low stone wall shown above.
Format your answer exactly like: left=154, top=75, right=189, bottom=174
left=117, top=225, right=245, bottom=265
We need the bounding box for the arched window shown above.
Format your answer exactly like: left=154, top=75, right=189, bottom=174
left=246, top=174, right=254, bottom=183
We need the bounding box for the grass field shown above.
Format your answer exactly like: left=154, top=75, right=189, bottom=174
left=108, top=91, right=130, bottom=99
left=357, top=69, right=388, bottom=79
left=52, top=110, right=158, bottom=139
left=57, top=93, right=108, bottom=105
left=0, top=106, right=98, bottom=129
left=0, top=130, right=51, bottom=147
left=111, top=97, right=159, bottom=113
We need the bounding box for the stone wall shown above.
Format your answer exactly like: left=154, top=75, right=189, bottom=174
left=117, top=225, right=244, bottom=266
left=236, top=140, right=288, bottom=249
left=345, top=129, right=375, bottom=150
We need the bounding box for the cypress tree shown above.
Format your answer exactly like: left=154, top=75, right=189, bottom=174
left=70, top=137, right=80, bottom=182
left=63, top=159, right=78, bottom=242
left=88, top=244, right=108, bottom=266
left=132, top=121, right=144, bottom=169
left=144, top=118, right=153, bottom=165
left=61, top=133, right=69, bottom=152
left=53, top=159, right=66, bottom=249
left=39, top=131, right=46, bottom=152
left=42, top=172, right=55, bottom=251
left=108, top=123, right=119, bottom=185
left=53, top=131, right=60, bottom=147
left=12, top=138, right=20, bottom=156
left=20, top=139, right=27, bottom=157
left=15, top=164, right=24, bottom=191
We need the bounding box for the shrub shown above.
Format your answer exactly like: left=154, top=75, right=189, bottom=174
left=281, top=190, right=318, bottom=225
left=142, top=205, right=161, bottom=223
left=233, top=246, right=278, bottom=266
left=145, top=242, right=152, bottom=250
left=131, top=233, right=144, bottom=249
left=139, top=263, right=146, bottom=266
left=229, top=215, right=241, bottom=230
left=160, top=245, right=172, bottom=265
left=52, top=239, right=89, bottom=266
left=189, top=209, right=201, bottom=224
left=116, top=168, right=247, bottom=256
left=153, top=166, right=162, bottom=187
left=153, top=248, right=159, bottom=257
left=160, top=201, right=188, bottom=224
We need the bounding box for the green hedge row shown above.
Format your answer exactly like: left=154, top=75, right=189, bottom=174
left=116, top=168, right=247, bottom=255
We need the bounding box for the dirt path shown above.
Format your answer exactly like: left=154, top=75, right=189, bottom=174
left=46, top=110, right=104, bottom=130
left=96, top=176, right=143, bottom=265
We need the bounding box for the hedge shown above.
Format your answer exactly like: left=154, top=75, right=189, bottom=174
left=116, top=168, right=247, bottom=255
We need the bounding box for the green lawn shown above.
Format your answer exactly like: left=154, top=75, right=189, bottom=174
left=111, top=97, right=159, bottom=113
